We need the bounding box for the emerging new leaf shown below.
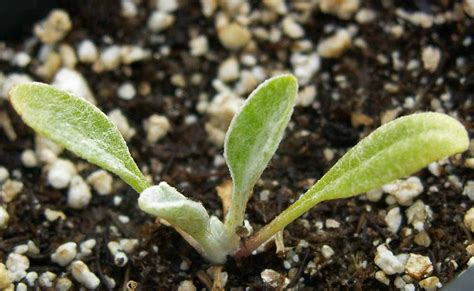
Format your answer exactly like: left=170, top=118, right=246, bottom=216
left=224, top=75, right=298, bottom=229
left=9, top=82, right=149, bottom=192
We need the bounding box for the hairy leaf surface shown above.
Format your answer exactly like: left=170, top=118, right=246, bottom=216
left=138, top=182, right=210, bottom=237
left=224, top=75, right=298, bottom=217
left=307, top=112, right=469, bottom=202
left=240, top=112, right=469, bottom=255
left=9, top=82, right=149, bottom=192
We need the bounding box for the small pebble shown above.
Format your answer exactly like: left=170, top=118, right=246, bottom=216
left=464, top=207, right=474, bottom=232
left=406, top=200, right=432, bottom=231
left=25, top=272, right=38, bottom=287
left=52, top=68, right=97, bottom=104
left=419, top=276, right=441, bottom=290
left=374, top=245, right=405, bottom=275
left=317, top=29, right=352, bottom=58
left=148, top=11, right=174, bottom=32
left=121, top=0, right=138, bottom=18
left=143, top=114, right=171, bottom=143
left=263, top=0, right=287, bottom=14
left=117, top=82, right=136, bottom=100
left=355, top=9, right=376, bottom=24
left=44, top=208, right=66, bottom=221
left=189, top=35, right=209, bottom=56
left=465, top=0, right=474, bottom=17
left=366, top=189, right=383, bottom=202
left=383, top=177, right=423, bottom=206
left=39, top=272, right=56, bottom=288
left=405, top=253, right=433, bottom=280
left=0, top=263, right=11, bottom=289
left=218, top=57, right=240, bottom=82
left=319, top=0, right=360, bottom=19
left=78, top=239, right=96, bottom=259
left=119, top=239, right=139, bottom=254
left=177, top=280, right=197, bottom=291
left=67, top=175, right=92, bottom=209
left=55, top=277, right=73, bottom=291
left=100, top=46, right=122, bottom=71
left=414, top=231, right=432, bottom=247
left=0, top=206, right=10, bottom=229
left=87, top=170, right=113, bottom=195
left=120, top=45, right=151, bottom=64
left=34, top=9, right=72, bottom=44
left=325, top=219, right=340, bottom=228
left=71, top=261, right=100, bottom=289
left=77, top=40, right=98, bottom=63
left=462, top=180, right=474, bottom=200
left=422, top=46, right=441, bottom=73
left=321, top=245, right=335, bottom=259
left=0, top=167, right=9, bottom=183
left=282, top=16, right=304, bottom=39
left=157, top=0, right=178, bottom=12
left=385, top=207, right=402, bottom=234
left=218, top=22, right=251, bottom=50
left=260, top=269, right=290, bottom=288
left=59, top=44, right=77, bottom=68
left=13, top=52, right=31, bottom=67
left=375, top=270, right=390, bottom=285
left=1, top=179, right=23, bottom=202
left=21, top=149, right=38, bottom=168
left=296, top=85, right=316, bottom=107
left=51, top=242, right=77, bottom=266
left=6, top=253, right=29, bottom=282
left=291, top=52, right=320, bottom=85
left=47, top=159, right=77, bottom=189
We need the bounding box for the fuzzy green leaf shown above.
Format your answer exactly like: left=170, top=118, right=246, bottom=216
left=239, top=112, right=469, bottom=256
left=307, top=112, right=469, bottom=203
left=224, top=75, right=298, bottom=228
left=138, top=182, right=232, bottom=264
left=9, top=82, right=149, bottom=192
left=138, top=182, right=210, bottom=237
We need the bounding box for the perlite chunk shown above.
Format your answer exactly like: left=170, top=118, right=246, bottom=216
left=374, top=245, right=405, bottom=275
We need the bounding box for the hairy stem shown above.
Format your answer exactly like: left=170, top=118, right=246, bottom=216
left=223, top=190, right=249, bottom=250
left=235, top=193, right=322, bottom=259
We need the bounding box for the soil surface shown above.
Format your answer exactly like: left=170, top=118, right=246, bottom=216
left=0, top=0, right=473, bottom=290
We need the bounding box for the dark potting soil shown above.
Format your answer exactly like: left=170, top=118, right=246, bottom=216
left=0, top=0, right=473, bottom=290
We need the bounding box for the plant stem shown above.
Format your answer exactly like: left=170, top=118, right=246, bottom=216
left=175, top=217, right=233, bottom=264
left=223, top=190, right=249, bottom=248
left=235, top=193, right=323, bottom=259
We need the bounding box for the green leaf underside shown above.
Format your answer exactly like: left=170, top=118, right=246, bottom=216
left=138, top=182, right=210, bottom=237
left=225, top=74, right=298, bottom=201
left=9, top=82, right=149, bottom=193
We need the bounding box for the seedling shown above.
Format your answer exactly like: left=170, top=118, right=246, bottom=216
left=9, top=75, right=469, bottom=264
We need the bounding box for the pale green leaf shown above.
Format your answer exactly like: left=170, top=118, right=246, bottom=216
left=306, top=112, right=469, bottom=203
left=9, top=82, right=149, bottom=192
left=138, top=182, right=210, bottom=237
left=139, top=182, right=232, bottom=263
left=240, top=112, right=469, bottom=255
left=224, top=75, right=298, bottom=229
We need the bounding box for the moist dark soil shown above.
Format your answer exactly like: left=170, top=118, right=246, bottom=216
left=0, top=0, right=473, bottom=290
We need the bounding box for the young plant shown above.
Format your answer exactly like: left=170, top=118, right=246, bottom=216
left=9, top=75, right=469, bottom=264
